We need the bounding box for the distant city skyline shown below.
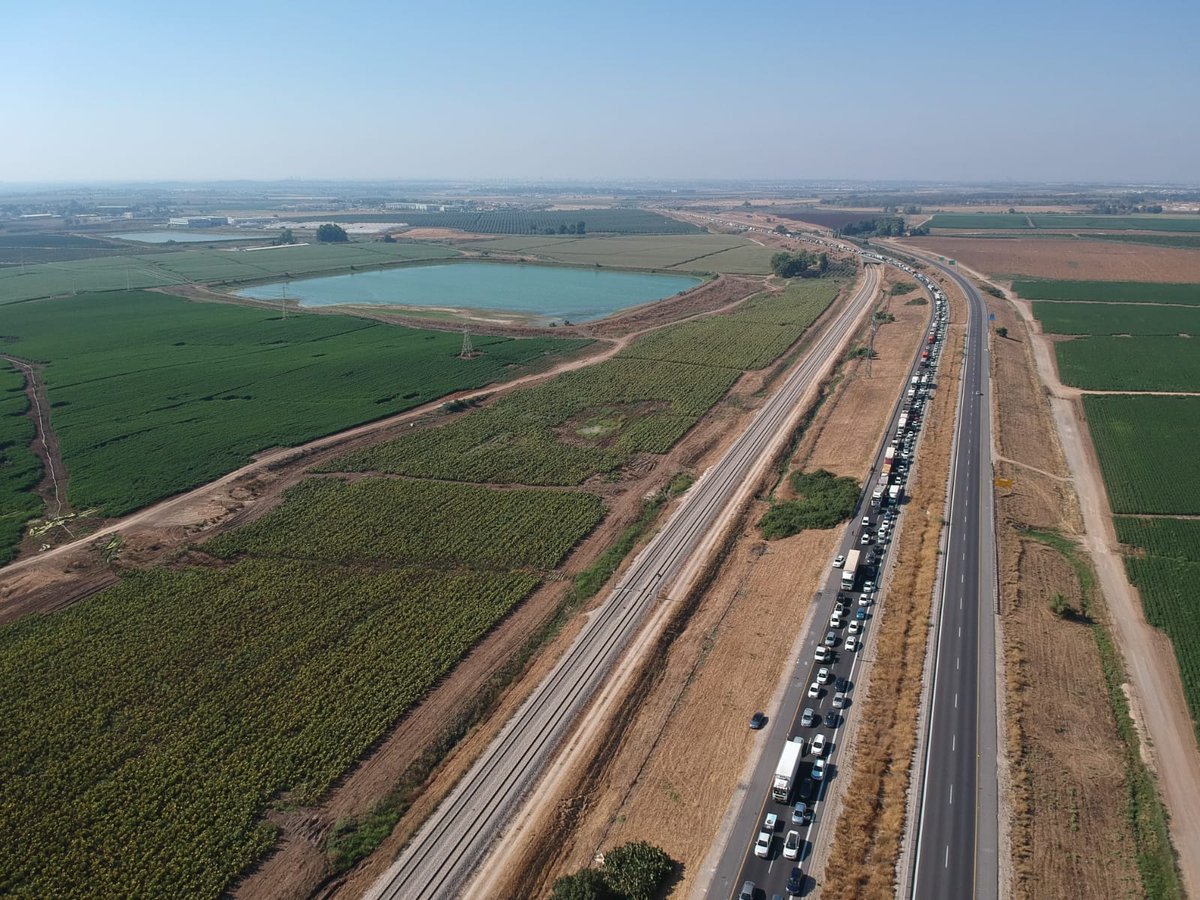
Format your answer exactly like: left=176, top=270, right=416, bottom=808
left=4, top=0, right=1198, bottom=184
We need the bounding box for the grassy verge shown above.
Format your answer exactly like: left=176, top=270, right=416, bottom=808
left=1022, top=528, right=1183, bottom=899
left=326, top=490, right=671, bottom=873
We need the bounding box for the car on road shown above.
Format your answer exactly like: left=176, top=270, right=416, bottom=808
left=807, top=682, right=820, bottom=699
left=859, top=592, right=872, bottom=606
left=824, top=709, right=839, bottom=728
left=859, top=532, right=872, bottom=545
left=754, top=828, right=772, bottom=858
left=861, top=516, right=871, bottom=527
left=833, top=600, right=847, bottom=615
left=810, top=732, right=827, bottom=756
left=783, top=829, right=802, bottom=860
left=832, top=554, right=846, bottom=569
left=855, top=607, right=867, bottom=621
left=786, top=866, right=803, bottom=895
left=862, top=579, right=875, bottom=594
left=829, top=612, right=842, bottom=629
left=749, top=711, right=767, bottom=730
left=812, top=758, right=828, bottom=780
left=836, top=676, right=851, bottom=692
left=848, top=620, right=861, bottom=635
left=799, top=778, right=817, bottom=801
left=792, top=801, right=809, bottom=825
left=824, top=630, right=837, bottom=647
left=844, top=635, right=858, bottom=652
left=765, top=812, right=778, bottom=832
left=739, top=880, right=756, bottom=900
left=833, top=691, right=849, bottom=709
left=801, top=707, right=816, bottom=727
left=814, top=645, right=831, bottom=663
left=817, top=666, right=831, bottom=684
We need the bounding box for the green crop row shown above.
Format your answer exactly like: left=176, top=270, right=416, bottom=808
left=1033, top=301, right=1200, bottom=336
left=0, top=364, right=42, bottom=564
left=1083, top=395, right=1200, bottom=515
left=464, top=233, right=773, bottom=272
left=927, top=213, right=1034, bottom=229
left=1013, top=280, right=1200, bottom=305
left=206, top=477, right=605, bottom=570
left=0, top=470, right=605, bottom=896
left=0, top=291, right=588, bottom=519
left=929, top=214, right=1200, bottom=232
left=1055, top=336, right=1200, bottom=392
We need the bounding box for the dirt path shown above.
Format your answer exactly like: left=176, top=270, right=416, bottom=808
left=2, top=355, right=69, bottom=518
left=934, top=258, right=1200, bottom=897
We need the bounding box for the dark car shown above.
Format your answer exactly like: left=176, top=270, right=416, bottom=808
left=799, top=778, right=818, bottom=801
left=750, top=712, right=767, bottom=730
left=836, top=676, right=852, bottom=693
left=824, top=709, right=839, bottom=728
left=855, top=607, right=867, bottom=621
left=786, top=866, right=804, bottom=895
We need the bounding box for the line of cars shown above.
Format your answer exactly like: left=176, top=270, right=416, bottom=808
left=737, top=258, right=948, bottom=900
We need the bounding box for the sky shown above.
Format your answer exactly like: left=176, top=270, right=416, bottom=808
left=3, top=0, right=1198, bottom=184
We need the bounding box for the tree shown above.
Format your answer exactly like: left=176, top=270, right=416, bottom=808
left=274, top=227, right=295, bottom=246
left=817, top=252, right=828, bottom=273
left=600, top=841, right=674, bottom=900
left=770, top=250, right=816, bottom=278
left=996, top=326, right=1008, bottom=339
left=315, top=223, right=349, bottom=243
left=550, top=868, right=612, bottom=900
left=576, top=220, right=586, bottom=235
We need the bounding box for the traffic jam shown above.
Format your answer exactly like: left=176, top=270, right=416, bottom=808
left=738, top=259, right=948, bottom=899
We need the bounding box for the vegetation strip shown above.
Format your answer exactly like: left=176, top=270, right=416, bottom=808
left=1013, top=279, right=1200, bottom=305
left=0, top=363, right=42, bottom=564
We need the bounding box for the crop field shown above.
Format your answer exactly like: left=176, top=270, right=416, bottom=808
left=0, top=365, right=42, bottom=564
left=206, top=477, right=605, bottom=569
left=1087, top=233, right=1200, bottom=249
left=619, top=280, right=839, bottom=369
left=0, top=291, right=588, bottom=516
left=929, top=214, right=1200, bottom=232
left=1014, top=280, right=1200, bottom=305
left=0, top=470, right=603, bottom=896
left=773, top=208, right=887, bottom=230
left=463, top=234, right=775, bottom=273
left=327, top=281, right=840, bottom=485
left=0, top=240, right=459, bottom=305
left=1116, top=517, right=1200, bottom=733
left=1082, top=395, right=1200, bottom=514
left=1055, top=336, right=1200, bottom=392
left=288, top=208, right=699, bottom=235
left=0, top=232, right=136, bottom=265
left=1033, top=301, right=1200, bottom=335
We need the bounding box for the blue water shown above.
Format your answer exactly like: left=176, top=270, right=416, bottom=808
left=107, top=231, right=266, bottom=243
left=235, top=262, right=703, bottom=322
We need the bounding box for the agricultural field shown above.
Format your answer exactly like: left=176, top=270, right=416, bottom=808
left=326, top=280, right=839, bottom=485
left=773, top=208, right=887, bottom=230
left=1055, top=336, right=1200, bottom=392
left=0, top=365, right=42, bottom=564
left=1115, top=517, right=1200, bottom=735
left=463, top=233, right=775, bottom=273
left=1082, top=395, right=1200, bottom=515
left=0, top=291, right=588, bottom=517
left=929, top=213, right=1200, bottom=232
left=0, top=474, right=602, bottom=897
left=0, top=232, right=135, bottom=265
left=1033, top=301, right=1200, bottom=335
left=1087, top=233, right=1200, bottom=250
left=1014, top=279, right=1200, bottom=305
left=0, top=240, right=459, bottom=304
left=290, top=208, right=699, bottom=234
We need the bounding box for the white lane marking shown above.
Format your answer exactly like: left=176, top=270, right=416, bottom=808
left=945, top=845, right=950, bottom=868
left=956, top=656, right=960, bottom=670
left=958, top=626, right=962, bottom=638
left=949, top=783, right=954, bottom=804
left=955, top=692, right=959, bottom=708
left=952, top=733, right=957, bottom=752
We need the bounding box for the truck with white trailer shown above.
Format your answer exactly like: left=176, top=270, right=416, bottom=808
left=840, top=548, right=861, bottom=589
left=772, top=737, right=806, bottom=802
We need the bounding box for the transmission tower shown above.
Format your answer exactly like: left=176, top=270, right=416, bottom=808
left=458, top=327, right=482, bottom=359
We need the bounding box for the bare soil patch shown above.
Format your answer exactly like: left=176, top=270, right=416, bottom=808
left=904, top=236, right=1200, bottom=283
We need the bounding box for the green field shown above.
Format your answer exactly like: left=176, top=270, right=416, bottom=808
left=1014, top=280, right=1200, bottom=305
left=0, top=232, right=140, bottom=266
left=1087, top=232, right=1200, bottom=249
left=0, top=240, right=459, bottom=305
left=463, top=233, right=776, bottom=273
left=1055, top=336, right=1200, bottom=392
left=0, top=474, right=602, bottom=897
left=929, top=213, right=1200, bottom=232
left=1083, top=395, right=1200, bottom=514
left=0, top=291, right=588, bottom=520
left=0, top=365, right=42, bottom=564
left=1033, top=302, right=1200, bottom=336
left=289, top=208, right=699, bottom=234
left=326, top=280, right=840, bottom=485
left=1116, top=518, right=1200, bottom=735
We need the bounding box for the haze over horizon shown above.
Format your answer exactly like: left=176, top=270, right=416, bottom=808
left=6, top=0, right=1198, bottom=184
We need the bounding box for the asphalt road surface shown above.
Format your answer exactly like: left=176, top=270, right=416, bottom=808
left=711, top=258, right=946, bottom=900
left=909, top=260, right=999, bottom=900
left=363, top=267, right=881, bottom=899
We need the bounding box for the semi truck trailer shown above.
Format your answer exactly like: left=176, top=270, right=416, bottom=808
left=772, top=737, right=806, bottom=802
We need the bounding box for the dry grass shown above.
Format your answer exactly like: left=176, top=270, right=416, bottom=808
left=818, top=275, right=966, bottom=899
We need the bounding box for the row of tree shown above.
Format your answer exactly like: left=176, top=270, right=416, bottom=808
left=837, top=216, right=928, bottom=238
left=770, top=250, right=829, bottom=278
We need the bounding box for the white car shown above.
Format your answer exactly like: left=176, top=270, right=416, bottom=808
left=812, top=758, right=828, bottom=780
left=860, top=532, right=872, bottom=545
left=862, top=580, right=876, bottom=593
left=845, top=635, right=859, bottom=652
left=848, top=620, right=862, bottom=635
left=807, top=681, right=820, bottom=699
left=817, top=666, right=831, bottom=684
left=784, top=829, right=802, bottom=860
left=810, top=732, right=827, bottom=756
left=754, top=829, right=772, bottom=858
left=832, top=554, right=846, bottom=569
left=814, top=645, right=831, bottom=663
left=858, top=594, right=872, bottom=607
left=830, top=613, right=842, bottom=629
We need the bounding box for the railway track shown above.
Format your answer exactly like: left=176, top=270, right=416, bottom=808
left=365, top=265, right=881, bottom=899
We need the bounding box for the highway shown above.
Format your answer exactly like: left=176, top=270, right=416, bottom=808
left=908, top=257, right=999, bottom=900
left=363, top=266, right=881, bottom=899
left=710, top=256, right=947, bottom=899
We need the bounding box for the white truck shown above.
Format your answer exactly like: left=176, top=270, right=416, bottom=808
left=840, top=548, right=861, bottom=590
left=889, top=484, right=903, bottom=504
left=772, top=737, right=806, bottom=802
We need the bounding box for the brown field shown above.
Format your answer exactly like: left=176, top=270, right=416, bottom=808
left=986, top=293, right=1144, bottom=898
left=903, top=236, right=1200, bottom=282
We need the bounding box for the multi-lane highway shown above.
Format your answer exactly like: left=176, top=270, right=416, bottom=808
left=709, top=257, right=948, bottom=899
left=908, top=258, right=999, bottom=900
left=364, top=266, right=881, bottom=899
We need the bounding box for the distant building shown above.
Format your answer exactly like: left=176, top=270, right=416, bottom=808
left=168, top=216, right=229, bottom=228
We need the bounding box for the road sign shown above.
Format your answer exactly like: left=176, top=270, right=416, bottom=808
left=994, top=477, right=1013, bottom=488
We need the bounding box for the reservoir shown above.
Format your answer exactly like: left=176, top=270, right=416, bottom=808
left=235, top=262, right=703, bottom=322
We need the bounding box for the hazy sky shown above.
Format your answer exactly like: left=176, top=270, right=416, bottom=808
left=4, top=0, right=1198, bottom=184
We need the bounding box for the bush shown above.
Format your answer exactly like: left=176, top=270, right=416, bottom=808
left=551, top=868, right=614, bottom=900
left=759, top=469, right=860, bottom=539
left=315, top=223, right=349, bottom=243
left=550, top=841, right=674, bottom=900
